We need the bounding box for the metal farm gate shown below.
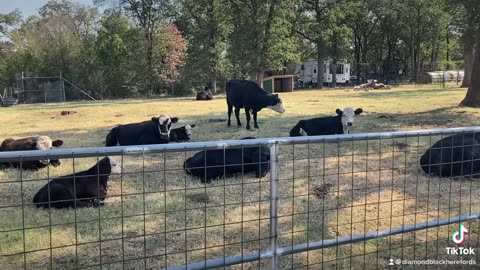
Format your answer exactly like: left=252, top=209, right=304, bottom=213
left=0, top=127, right=479, bottom=269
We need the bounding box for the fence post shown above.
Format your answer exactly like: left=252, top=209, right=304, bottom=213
left=442, top=71, right=446, bottom=88
left=44, top=82, right=47, bottom=103
left=269, top=142, right=279, bottom=270
left=60, top=72, right=66, bottom=102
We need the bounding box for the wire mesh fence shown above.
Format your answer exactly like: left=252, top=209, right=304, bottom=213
left=0, top=127, right=479, bottom=270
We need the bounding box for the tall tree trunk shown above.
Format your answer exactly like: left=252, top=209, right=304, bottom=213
left=331, top=63, right=337, bottom=87
left=361, top=33, right=369, bottom=83
left=410, top=29, right=415, bottom=82
left=250, top=70, right=257, bottom=81
left=146, top=30, right=154, bottom=95
left=257, top=0, right=277, bottom=87
left=317, top=39, right=324, bottom=89
left=331, top=31, right=338, bottom=88
left=460, top=43, right=480, bottom=107
left=446, top=25, right=450, bottom=70
left=461, top=45, right=475, bottom=88
left=257, top=70, right=264, bottom=88
left=354, top=30, right=361, bottom=83
left=210, top=76, right=217, bottom=94
left=207, top=0, right=217, bottom=94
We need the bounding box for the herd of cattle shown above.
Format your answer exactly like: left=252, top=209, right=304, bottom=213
left=0, top=79, right=477, bottom=209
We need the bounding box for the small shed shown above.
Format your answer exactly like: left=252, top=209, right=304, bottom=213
left=262, top=75, right=295, bottom=93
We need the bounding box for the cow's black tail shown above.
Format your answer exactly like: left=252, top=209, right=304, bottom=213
left=105, top=127, right=118, bottom=147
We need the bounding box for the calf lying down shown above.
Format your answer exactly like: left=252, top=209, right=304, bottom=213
left=184, top=137, right=270, bottom=183
left=105, top=115, right=179, bottom=146
left=0, top=136, right=63, bottom=170
left=290, top=107, right=363, bottom=136
left=169, top=124, right=196, bottom=142
left=33, top=157, right=121, bottom=209
left=420, top=132, right=480, bottom=178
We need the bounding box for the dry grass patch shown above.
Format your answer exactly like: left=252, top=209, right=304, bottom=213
left=1, top=86, right=480, bottom=269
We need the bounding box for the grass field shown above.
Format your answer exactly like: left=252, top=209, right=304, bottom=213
left=1, top=85, right=480, bottom=270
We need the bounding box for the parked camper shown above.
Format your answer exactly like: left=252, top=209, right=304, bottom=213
left=295, top=59, right=351, bottom=88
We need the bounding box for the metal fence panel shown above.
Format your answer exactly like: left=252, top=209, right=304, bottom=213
left=0, top=127, right=479, bottom=269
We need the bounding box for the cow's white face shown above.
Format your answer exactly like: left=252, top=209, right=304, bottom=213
left=267, top=103, right=286, bottom=113
left=337, top=107, right=363, bottom=134
left=184, top=124, right=195, bottom=136
left=267, top=94, right=286, bottom=114
left=36, top=136, right=53, bottom=165
left=156, top=114, right=179, bottom=139
left=107, top=156, right=122, bottom=174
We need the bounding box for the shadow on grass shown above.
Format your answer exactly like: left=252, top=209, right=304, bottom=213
left=359, top=88, right=465, bottom=99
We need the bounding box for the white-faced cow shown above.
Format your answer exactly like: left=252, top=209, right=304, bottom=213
left=420, top=132, right=480, bottom=178
left=184, top=137, right=270, bottom=183
left=105, top=115, right=179, bottom=146
left=290, top=107, right=363, bottom=137
left=33, top=156, right=121, bottom=209
left=169, top=124, right=196, bottom=142
left=0, top=136, right=64, bottom=170
left=226, top=80, right=285, bottom=130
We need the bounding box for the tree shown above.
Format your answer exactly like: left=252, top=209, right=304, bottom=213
left=460, top=8, right=476, bottom=88
left=458, top=0, right=480, bottom=107
left=157, top=23, right=188, bottom=95
left=178, top=0, right=230, bottom=93
left=0, top=10, right=22, bottom=89
left=120, top=0, right=170, bottom=93
left=228, top=0, right=298, bottom=86
left=295, top=0, right=338, bottom=88
left=95, top=11, right=130, bottom=98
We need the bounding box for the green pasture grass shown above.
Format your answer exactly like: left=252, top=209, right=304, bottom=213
left=1, top=85, right=479, bottom=269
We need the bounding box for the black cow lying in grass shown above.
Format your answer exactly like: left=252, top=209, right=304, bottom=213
left=226, top=80, right=285, bottom=130
left=33, top=157, right=121, bottom=209
left=184, top=137, right=270, bottom=183
left=196, top=87, right=213, bottom=101
left=106, top=115, right=179, bottom=146
left=0, top=136, right=64, bottom=170
left=290, top=107, right=363, bottom=136
left=169, top=124, right=196, bottom=142
left=420, top=132, right=480, bottom=178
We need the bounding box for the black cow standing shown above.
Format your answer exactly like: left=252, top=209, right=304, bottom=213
left=33, top=157, right=121, bottom=209
left=105, top=115, right=178, bottom=146
left=290, top=107, right=363, bottom=137
left=226, top=80, right=285, bottom=130
left=0, top=136, right=64, bottom=170
left=183, top=137, right=270, bottom=183
left=420, top=132, right=480, bottom=178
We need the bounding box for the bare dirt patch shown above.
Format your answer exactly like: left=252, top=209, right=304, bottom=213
left=312, top=183, right=333, bottom=199
left=60, top=110, right=77, bottom=116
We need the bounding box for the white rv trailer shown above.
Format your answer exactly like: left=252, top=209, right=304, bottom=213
left=295, top=59, right=351, bottom=87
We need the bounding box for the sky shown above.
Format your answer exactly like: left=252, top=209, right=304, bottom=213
left=0, top=0, right=99, bottom=18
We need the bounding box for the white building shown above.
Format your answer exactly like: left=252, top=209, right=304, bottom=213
left=295, top=59, right=351, bottom=87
